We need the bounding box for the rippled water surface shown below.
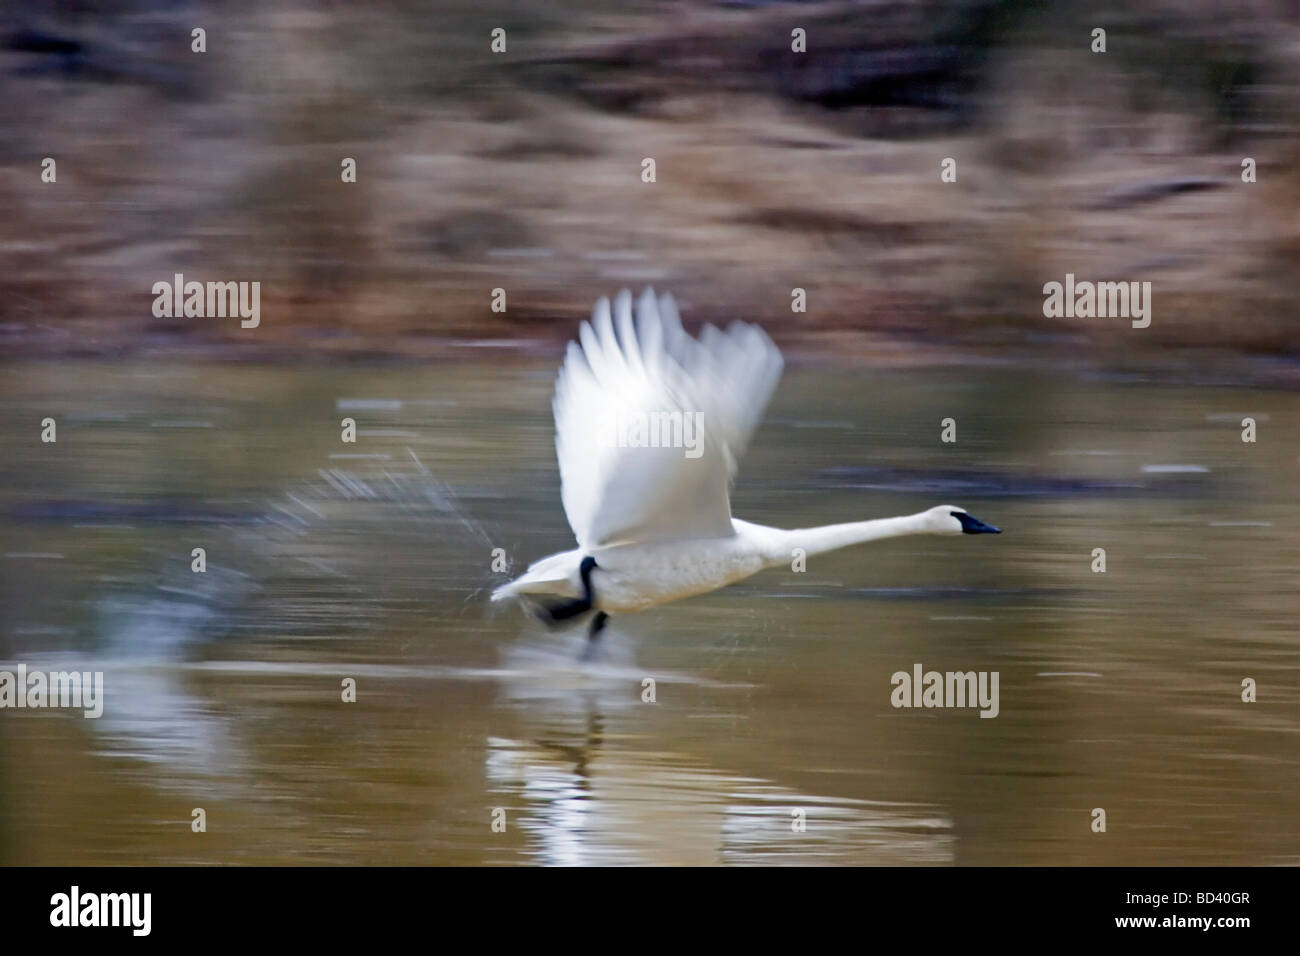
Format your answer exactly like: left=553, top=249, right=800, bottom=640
left=2, top=362, right=1298, bottom=865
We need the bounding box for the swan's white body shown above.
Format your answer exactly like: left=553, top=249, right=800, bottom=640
left=492, top=289, right=999, bottom=618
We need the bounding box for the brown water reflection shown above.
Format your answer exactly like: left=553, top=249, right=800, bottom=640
left=1, top=362, right=1297, bottom=865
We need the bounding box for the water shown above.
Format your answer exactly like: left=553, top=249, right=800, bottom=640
left=1, top=361, right=1297, bottom=865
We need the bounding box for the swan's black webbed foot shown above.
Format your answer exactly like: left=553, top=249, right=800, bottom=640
left=579, top=611, right=610, bottom=663
left=539, top=556, right=599, bottom=628
left=539, top=596, right=591, bottom=623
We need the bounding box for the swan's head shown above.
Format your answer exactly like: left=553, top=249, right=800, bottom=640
left=925, top=505, right=1002, bottom=535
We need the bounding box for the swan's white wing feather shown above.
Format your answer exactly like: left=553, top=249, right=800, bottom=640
left=554, top=289, right=783, bottom=550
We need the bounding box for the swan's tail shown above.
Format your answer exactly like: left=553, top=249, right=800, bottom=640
left=491, top=579, right=524, bottom=603
left=489, top=579, right=553, bottom=625
left=491, top=552, right=579, bottom=605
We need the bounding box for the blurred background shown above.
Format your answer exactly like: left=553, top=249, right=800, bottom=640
left=2, top=0, right=1299, bottom=365
left=1, top=1, right=1298, bottom=866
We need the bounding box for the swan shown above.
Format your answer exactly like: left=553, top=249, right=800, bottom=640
left=492, top=289, right=1001, bottom=654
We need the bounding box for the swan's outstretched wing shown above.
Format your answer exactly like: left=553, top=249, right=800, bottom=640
left=554, top=289, right=783, bottom=550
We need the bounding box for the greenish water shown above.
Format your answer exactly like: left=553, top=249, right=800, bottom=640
left=1, top=361, right=1297, bottom=865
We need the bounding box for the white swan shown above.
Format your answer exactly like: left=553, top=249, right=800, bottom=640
left=493, top=289, right=1001, bottom=651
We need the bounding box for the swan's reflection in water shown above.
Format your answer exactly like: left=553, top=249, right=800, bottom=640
left=486, top=729, right=953, bottom=866
left=34, top=614, right=954, bottom=865
left=487, top=637, right=953, bottom=866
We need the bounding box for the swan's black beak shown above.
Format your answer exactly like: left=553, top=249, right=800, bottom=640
left=952, top=511, right=1001, bottom=534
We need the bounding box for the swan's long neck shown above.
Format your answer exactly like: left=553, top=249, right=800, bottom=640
left=775, top=513, right=933, bottom=559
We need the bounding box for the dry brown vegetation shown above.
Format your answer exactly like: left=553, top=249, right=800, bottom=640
left=2, top=0, right=1298, bottom=373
